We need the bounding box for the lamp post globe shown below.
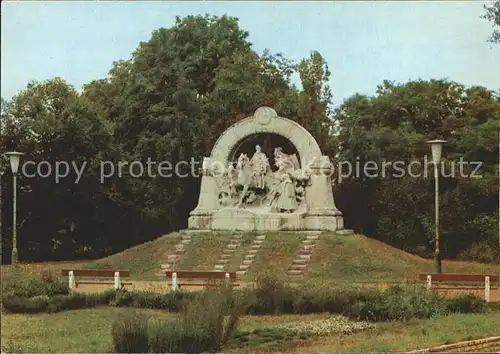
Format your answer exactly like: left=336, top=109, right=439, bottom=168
left=426, top=140, right=446, bottom=274
left=4, top=151, right=24, bottom=264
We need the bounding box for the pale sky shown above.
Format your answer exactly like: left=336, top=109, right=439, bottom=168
left=2, top=1, right=499, bottom=107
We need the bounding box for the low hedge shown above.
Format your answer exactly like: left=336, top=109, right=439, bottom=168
left=2, top=274, right=494, bottom=321
left=2, top=275, right=69, bottom=298
left=2, top=289, right=199, bottom=314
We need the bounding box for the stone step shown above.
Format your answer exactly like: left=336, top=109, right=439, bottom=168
left=236, top=270, right=246, bottom=277
left=302, top=239, right=315, bottom=245
left=175, top=244, right=185, bottom=251
left=229, top=239, right=241, bottom=245
left=167, top=255, right=178, bottom=261
left=181, top=239, right=191, bottom=245
left=248, top=249, right=259, bottom=254
left=227, top=243, right=239, bottom=249
left=181, top=235, right=191, bottom=240
left=223, top=248, right=236, bottom=253
left=290, top=264, right=307, bottom=269
left=287, top=270, right=303, bottom=276
left=297, top=249, right=312, bottom=255
left=220, top=254, right=232, bottom=259
left=239, top=264, right=249, bottom=270
left=244, top=254, right=255, bottom=260
left=214, top=265, right=225, bottom=270
left=306, top=235, right=320, bottom=240
left=292, top=259, right=307, bottom=265
left=250, top=244, right=261, bottom=249
left=298, top=254, right=311, bottom=260
left=232, top=234, right=243, bottom=239
left=301, top=245, right=314, bottom=250
left=160, top=264, right=172, bottom=269
left=256, top=235, right=266, bottom=240
left=218, top=259, right=229, bottom=264
left=253, top=240, right=264, bottom=244
left=242, top=259, right=253, bottom=265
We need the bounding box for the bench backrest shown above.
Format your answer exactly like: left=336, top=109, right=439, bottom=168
left=418, top=273, right=499, bottom=282
left=61, top=269, right=130, bottom=277
left=164, top=271, right=236, bottom=281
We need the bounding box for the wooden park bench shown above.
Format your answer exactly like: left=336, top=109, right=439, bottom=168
left=61, top=269, right=132, bottom=290
left=418, top=273, right=500, bottom=302
left=163, top=271, right=238, bottom=290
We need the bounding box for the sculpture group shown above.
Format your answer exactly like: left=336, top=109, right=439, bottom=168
left=223, top=145, right=308, bottom=213
left=188, top=106, right=345, bottom=231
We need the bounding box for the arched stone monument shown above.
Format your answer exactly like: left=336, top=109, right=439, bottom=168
left=188, top=107, right=345, bottom=231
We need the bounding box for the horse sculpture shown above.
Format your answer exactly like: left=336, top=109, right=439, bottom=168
left=227, top=153, right=271, bottom=207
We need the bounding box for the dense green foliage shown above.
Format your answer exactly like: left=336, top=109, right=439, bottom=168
left=333, top=80, right=499, bottom=261
left=1, top=15, right=333, bottom=261
left=1, top=14, right=498, bottom=263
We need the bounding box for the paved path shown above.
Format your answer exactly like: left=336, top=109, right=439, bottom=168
left=410, top=336, right=500, bottom=353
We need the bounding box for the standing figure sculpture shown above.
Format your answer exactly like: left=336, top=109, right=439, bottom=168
left=274, top=147, right=300, bottom=174
left=277, top=173, right=297, bottom=212
left=250, top=145, right=270, bottom=189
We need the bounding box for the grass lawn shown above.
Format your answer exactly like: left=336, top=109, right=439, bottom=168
left=237, top=312, right=500, bottom=352
left=1, top=308, right=172, bottom=353
left=308, top=234, right=499, bottom=283
left=2, top=309, right=500, bottom=353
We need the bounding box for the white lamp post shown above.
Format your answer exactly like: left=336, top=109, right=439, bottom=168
left=426, top=140, right=446, bottom=274
left=4, top=151, right=24, bottom=264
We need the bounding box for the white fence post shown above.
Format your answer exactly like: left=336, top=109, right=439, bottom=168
left=426, top=275, right=432, bottom=291
left=68, top=270, right=75, bottom=290
left=485, top=276, right=490, bottom=302
left=114, top=272, right=120, bottom=290
left=172, top=272, right=178, bottom=291
left=225, top=272, right=230, bottom=286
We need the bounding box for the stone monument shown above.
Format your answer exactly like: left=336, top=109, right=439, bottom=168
left=188, top=107, right=345, bottom=231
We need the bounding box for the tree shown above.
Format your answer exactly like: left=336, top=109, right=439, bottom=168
left=0, top=78, right=120, bottom=261
left=83, top=14, right=304, bottom=237
left=334, top=79, right=500, bottom=261
left=483, top=0, right=500, bottom=43
left=296, top=51, right=336, bottom=156
left=4, top=15, right=337, bottom=261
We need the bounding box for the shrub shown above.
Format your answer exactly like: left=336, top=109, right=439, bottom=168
left=148, top=286, right=247, bottom=353
left=3, top=276, right=69, bottom=298
left=148, top=319, right=216, bottom=353
left=343, top=285, right=445, bottom=321
left=108, top=288, right=198, bottom=310
left=3, top=290, right=115, bottom=314
left=446, top=294, right=488, bottom=313
left=458, top=241, right=500, bottom=264
left=111, top=311, right=149, bottom=353
left=2, top=295, right=51, bottom=313
left=293, top=283, right=383, bottom=314
left=246, top=273, right=294, bottom=314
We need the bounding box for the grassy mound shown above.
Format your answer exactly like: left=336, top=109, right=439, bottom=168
left=3, top=231, right=498, bottom=283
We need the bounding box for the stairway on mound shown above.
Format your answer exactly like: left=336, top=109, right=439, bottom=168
left=287, top=234, right=319, bottom=278
left=212, top=234, right=244, bottom=272
left=235, top=235, right=266, bottom=278
left=159, top=234, right=191, bottom=274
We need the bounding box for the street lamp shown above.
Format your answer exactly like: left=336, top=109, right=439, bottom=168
left=4, top=151, right=24, bottom=264
left=426, top=140, right=446, bottom=274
